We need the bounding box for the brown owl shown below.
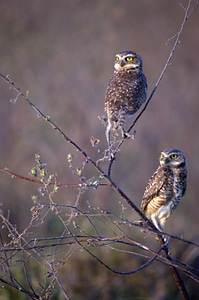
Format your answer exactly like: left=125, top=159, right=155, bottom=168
left=105, top=50, right=147, bottom=158
left=141, top=148, right=187, bottom=233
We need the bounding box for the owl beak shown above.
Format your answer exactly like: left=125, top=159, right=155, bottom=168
left=120, top=60, right=125, bottom=67
left=114, top=60, right=125, bottom=70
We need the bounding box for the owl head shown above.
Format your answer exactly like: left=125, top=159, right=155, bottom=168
left=114, top=50, right=143, bottom=71
left=159, top=148, right=186, bottom=168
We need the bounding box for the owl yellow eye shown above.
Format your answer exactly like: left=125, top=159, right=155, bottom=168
left=126, top=56, right=133, bottom=62
left=171, top=154, right=178, bottom=159
left=115, top=56, right=120, bottom=61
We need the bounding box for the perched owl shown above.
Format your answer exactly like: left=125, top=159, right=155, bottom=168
left=141, top=148, right=187, bottom=233
left=105, top=50, right=147, bottom=156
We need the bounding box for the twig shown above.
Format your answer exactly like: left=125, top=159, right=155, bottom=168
left=0, top=167, right=108, bottom=188
left=128, top=0, right=197, bottom=133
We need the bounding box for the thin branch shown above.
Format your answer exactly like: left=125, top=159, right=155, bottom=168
left=0, top=276, right=39, bottom=300
left=62, top=221, right=160, bottom=275
left=163, top=247, right=191, bottom=300
left=56, top=276, right=70, bottom=300
left=128, top=0, right=197, bottom=133
left=0, top=167, right=108, bottom=188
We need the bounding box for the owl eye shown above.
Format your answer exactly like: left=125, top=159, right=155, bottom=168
left=171, top=154, right=178, bottom=159
left=126, top=56, right=133, bottom=62
left=115, top=56, right=120, bottom=61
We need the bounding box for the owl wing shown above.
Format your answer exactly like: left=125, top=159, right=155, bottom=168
left=141, top=166, right=165, bottom=213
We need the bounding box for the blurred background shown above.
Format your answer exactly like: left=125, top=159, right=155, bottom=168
left=0, top=0, right=199, bottom=299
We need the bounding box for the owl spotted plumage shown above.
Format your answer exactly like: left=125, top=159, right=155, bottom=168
left=141, top=148, right=187, bottom=233
left=105, top=50, right=147, bottom=156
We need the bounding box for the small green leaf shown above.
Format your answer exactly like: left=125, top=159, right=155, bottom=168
left=76, top=168, right=82, bottom=175
left=31, top=167, right=37, bottom=177
left=53, top=185, right=59, bottom=193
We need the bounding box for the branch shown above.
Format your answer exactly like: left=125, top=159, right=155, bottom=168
left=0, top=167, right=108, bottom=188
left=128, top=0, right=198, bottom=133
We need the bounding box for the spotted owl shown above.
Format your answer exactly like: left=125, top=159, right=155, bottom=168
left=105, top=50, right=147, bottom=153
left=141, top=148, right=187, bottom=233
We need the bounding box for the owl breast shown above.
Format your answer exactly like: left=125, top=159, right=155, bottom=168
left=105, top=70, right=147, bottom=116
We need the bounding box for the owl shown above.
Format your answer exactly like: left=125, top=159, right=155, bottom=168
left=105, top=50, right=147, bottom=156
left=141, top=148, right=187, bottom=234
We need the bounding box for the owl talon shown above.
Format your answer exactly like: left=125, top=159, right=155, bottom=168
left=107, top=149, right=116, bottom=161
left=122, top=130, right=136, bottom=140
left=161, top=239, right=171, bottom=256
left=122, top=131, right=130, bottom=139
